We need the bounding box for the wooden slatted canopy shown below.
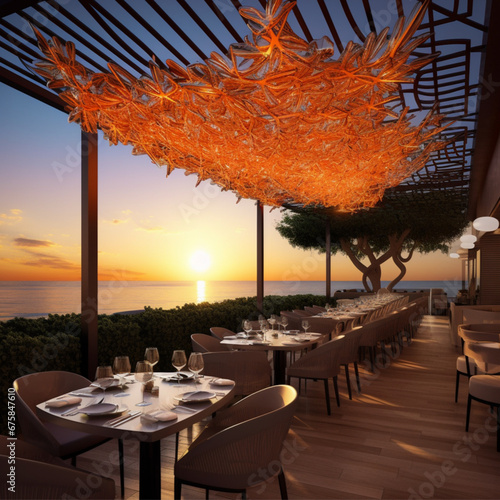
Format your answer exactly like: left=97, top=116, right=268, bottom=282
left=1, top=0, right=499, bottom=218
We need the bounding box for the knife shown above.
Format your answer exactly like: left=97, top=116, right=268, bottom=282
left=110, top=411, right=141, bottom=427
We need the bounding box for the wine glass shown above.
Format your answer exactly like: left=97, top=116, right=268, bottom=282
left=171, top=350, right=187, bottom=383
left=243, top=320, right=252, bottom=338
left=145, top=347, right=159, bottom=371
left=302, top=319, right=310, bottom=334
left=260, top=320, right=269, bottom=341
left=268, top=315, right=276, bottom=331
left=188, top=352, right=204, bottom=384
left=135, top=361, right=153, bottom=406
left=113, top=356, right=131, bottom=391
left=94, top=365, right=114, bottom=394
left=280, top=315, right=288, bottom=332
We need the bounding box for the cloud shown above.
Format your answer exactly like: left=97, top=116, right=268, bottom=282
left=122, top=209, right=132, bottom=215
left=14, top=237, right=56, bottom=248
left=21, top=256, right=79, bottom=270
left=112, top=219, right=127, bottom=224
left=98, top=268, right=146, bottom=280
left=0, top=209, right=23, bottom=226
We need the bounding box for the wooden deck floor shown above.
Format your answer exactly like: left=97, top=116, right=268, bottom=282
left=79, top=316, right=500, bottom=499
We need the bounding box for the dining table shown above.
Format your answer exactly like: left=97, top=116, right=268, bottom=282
left=220, top=331, right=327, bottom=384
left=36, top=372, right=236, bottom=500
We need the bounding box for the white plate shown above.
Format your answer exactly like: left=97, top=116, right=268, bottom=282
left=80, top=403, right=121, bottom=416
left=174, top=391, right=216, bottom=403
left=161, top=372, right=194, bottom=382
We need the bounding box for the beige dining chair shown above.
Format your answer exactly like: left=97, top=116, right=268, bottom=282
left=209, top=326, right=236, bottom=340
left=0, top=435, right=116, bottom=499
left=191, top=333, right=229, bottom=352
left=463, top=340, right=500, bottom=451
left=339, top=326, right=364, bottom=399
left=13, top=371, right=125, bottom=497
left=455, top=323, right=500, bottom=402
left=174, top=385, right=298, bottom=499
left=202, top=350, right=272, bottom=397
left=286, top=335, right=345, bottom=415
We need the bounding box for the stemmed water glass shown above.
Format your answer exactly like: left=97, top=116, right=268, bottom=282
left=268, top=315, right=276, bottom=331
left=280, top=315, right=288, bottom=332
left=145, top=347, right=159, bottom=372
left=243, top=320, right=252, bottom=338
left=135, top=361, right=153, bottom=407
left=112, top=356, right=131, bottom=393
left=171, top=350, right=187, bottom=383
left=188, top=352, right=204, bottom=384
left=302, top=319, right=310, bottom=334
left=260, top=320, right=269, bottom=341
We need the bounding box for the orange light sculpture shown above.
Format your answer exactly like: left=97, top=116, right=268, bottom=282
left=32, top=0, right=446, bottom=211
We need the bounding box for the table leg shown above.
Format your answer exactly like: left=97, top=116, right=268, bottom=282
left=139, top=440, right=161, bottom=499
left=273, top=351, right=287, bottom=385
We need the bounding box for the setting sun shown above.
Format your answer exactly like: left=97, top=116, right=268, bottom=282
left=189, top=250, right=211, bottom=273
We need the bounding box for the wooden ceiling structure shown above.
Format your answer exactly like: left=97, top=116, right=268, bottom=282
left=1, top=0, right=499, bottom=219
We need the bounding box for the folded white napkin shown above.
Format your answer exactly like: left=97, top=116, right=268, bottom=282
left=46, top=396, right=82, bottom=408
left=211, top=378, right=234, bottom=386
left=141, top=410, right=178, bottom=423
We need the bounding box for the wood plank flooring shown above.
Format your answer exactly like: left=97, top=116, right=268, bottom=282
left=78, top=316, right=500, bottom=499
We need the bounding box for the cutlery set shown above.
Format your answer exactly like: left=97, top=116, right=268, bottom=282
left=61, top=396, right=104, bottom=416
left=107, top=411, right=141, bottom=427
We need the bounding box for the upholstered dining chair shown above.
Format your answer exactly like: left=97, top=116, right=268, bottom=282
left=210, top=326, right=236, bottom=340
left=455, top=323, right=500, bottom=402
left=338, top=326, right=363, bottom=399
left=174, top=385, right=298, bottom=499
left=202, top=350, right=272, bottom=397
left=286, top=335, right=345, bottom=415
left=13, top=371, right=125, bottom=497
left=191, top=333, right=229, bottom=352
left=0, top=435, right=116, bottom=499
left=463, top=340, right=500, bottom=451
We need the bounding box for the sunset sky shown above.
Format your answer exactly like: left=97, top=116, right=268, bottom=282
left=0, top=81, right=464, bottom=284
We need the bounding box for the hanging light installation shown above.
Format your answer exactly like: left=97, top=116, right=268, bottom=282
left=473, top=217, right=499, bottom=232
left=31, top=0, right=447, bottom=211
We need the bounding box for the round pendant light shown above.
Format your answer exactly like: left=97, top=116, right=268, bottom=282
left=473, top=216, right=499, bottom=232
left=460, top=234, right=477, bottom=243
left=449, top=253, right=460, bottom=258
left=460, top=242, right=475, bottom=249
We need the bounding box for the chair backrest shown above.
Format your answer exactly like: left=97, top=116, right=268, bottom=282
left=338, top=326, right=363, bottom=364
left=287, top=335, right=345, bottom=378
left=209, top=327, right=236, bottom=340
left=292, top=309, right=311, bottom=316
left=13, top=371, right=92, bottom=454
left=459, top=323, right=500, bottom=343
left=0, top=435, right=115, bottom=499
left=202, top=351, right=272, bottom=396
left=463, top=309, right=500, bottom=325
left=191, top=334, right=228, bottom=353
left=174, top=385, right=298, bottom=490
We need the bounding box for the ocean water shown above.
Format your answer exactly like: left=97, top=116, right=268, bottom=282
left=0, top=280, right=461, bottom=321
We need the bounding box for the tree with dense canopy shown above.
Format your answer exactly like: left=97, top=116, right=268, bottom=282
left=276, top=191, right=469, bottom=292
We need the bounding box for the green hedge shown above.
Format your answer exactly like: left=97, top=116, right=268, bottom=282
left=0, top=293, right=328, bottom=435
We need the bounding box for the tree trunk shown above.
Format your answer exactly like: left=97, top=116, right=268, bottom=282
left=387, top=231, right=413, bottom=291
left=340, top=237, right=392, bottom=293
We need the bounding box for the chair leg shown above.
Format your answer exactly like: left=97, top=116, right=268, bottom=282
left=175, top=432, right=179, bottom=462
left=323, top=379, right=331, bottom=415
left=354, top=362, right=361, bottom=393
left=278, top=467, right=289, bottom=499
left=174, top=478, right=182, bottom=499
left=344, top=364, right=352, bottom=400
left=497, top=407, right=500, bottom=452
left=118, top=438, right=125, bottom=498
left=206, top=487, right=210, bottom=499
left=454, top=371, right=460, bottom=403
left=333, top=376, right=340, bottom=407
left=465, top=394, right=472, bottom=431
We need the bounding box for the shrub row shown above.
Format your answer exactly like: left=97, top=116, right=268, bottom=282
left=0, top=293, right=327, bottom=434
